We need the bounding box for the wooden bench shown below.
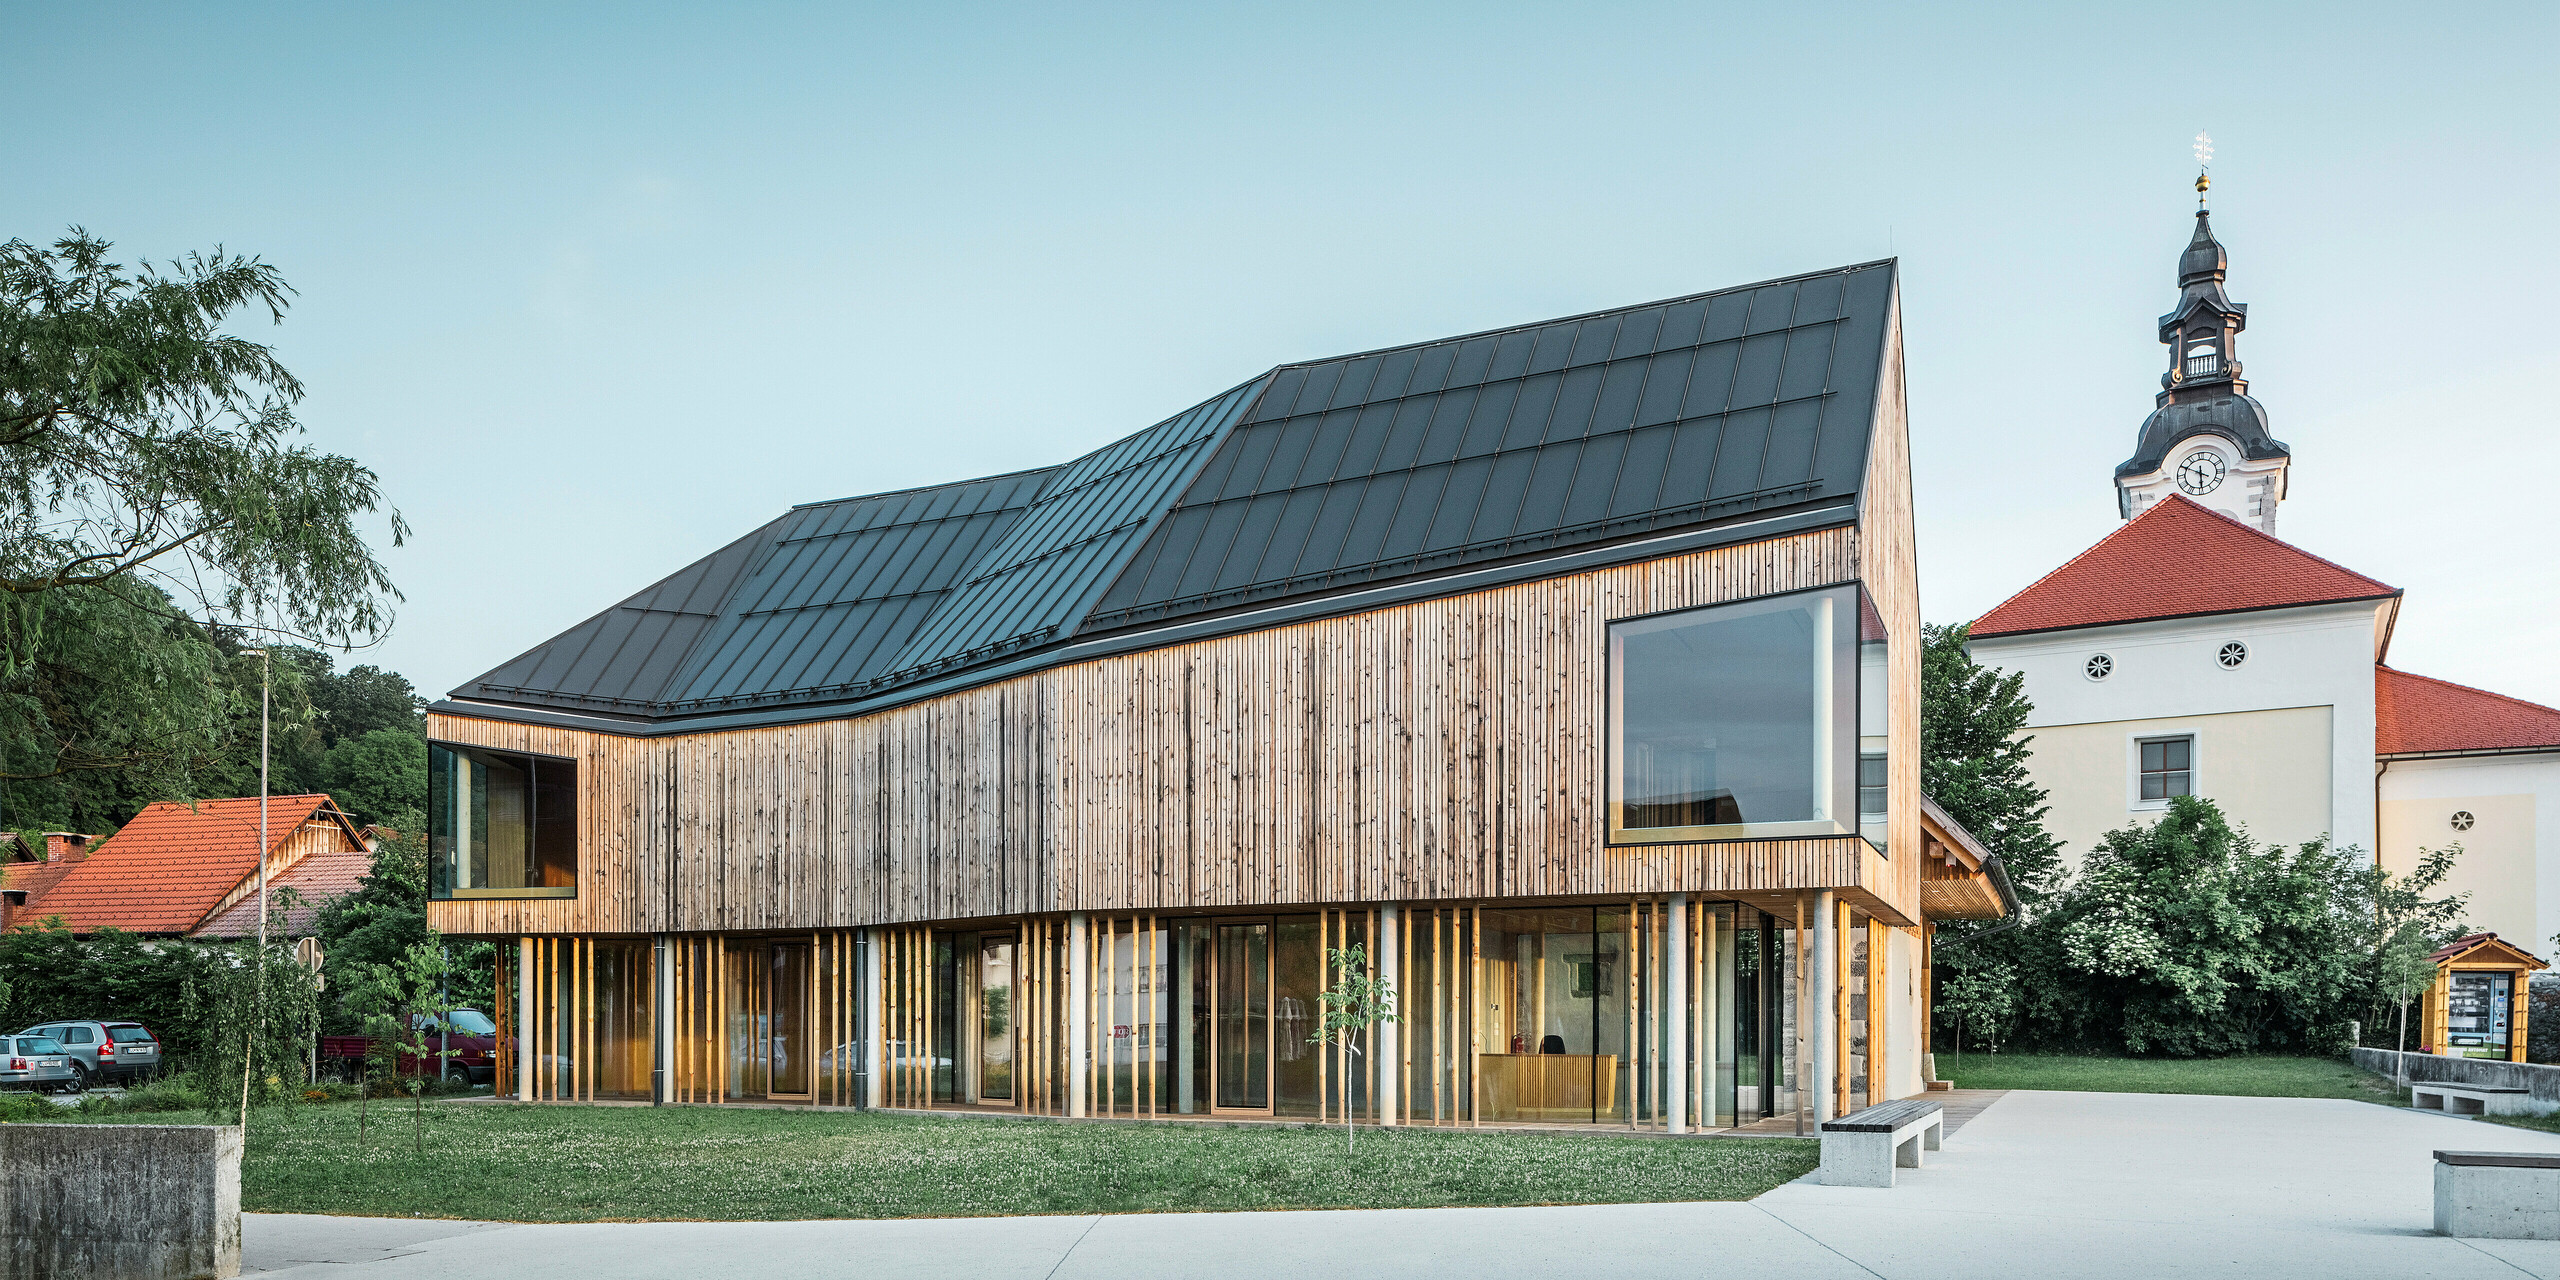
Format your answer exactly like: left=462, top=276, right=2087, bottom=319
left=2412, top=1083, right=2537, bottom=1118
left=1818, top=1098, right=1944, bottom=1188
left=2435, top=1151, right=2560, bottom=1239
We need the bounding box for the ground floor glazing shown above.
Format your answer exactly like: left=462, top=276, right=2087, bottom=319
left=493, top=896, right=1906, bottom=1129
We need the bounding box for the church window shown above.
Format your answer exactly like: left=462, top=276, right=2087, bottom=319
left=2452, top=811, right=2475, bottom=832
left=2216, top=641, right=2248, bottom=668
left=2139, top=736, right=2193, bottom=801
left=2183, top=339, right=2220, bottom=378
left=2084, top=653, right=2114, bottom=681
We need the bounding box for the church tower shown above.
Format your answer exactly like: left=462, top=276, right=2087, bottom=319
left=2113, top=159, right=2292, bottom=528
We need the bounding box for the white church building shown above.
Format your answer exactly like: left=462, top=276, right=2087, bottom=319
left=1968, top=197, right=2560, bottom=952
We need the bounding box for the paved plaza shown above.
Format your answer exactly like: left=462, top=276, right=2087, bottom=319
left=245, top=1091, right=2560, bottom=1279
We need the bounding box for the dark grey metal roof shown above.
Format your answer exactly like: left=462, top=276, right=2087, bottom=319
left=444, top=261, right=1898, bottom=730
left=1081, top=262, right=1895, bottom=635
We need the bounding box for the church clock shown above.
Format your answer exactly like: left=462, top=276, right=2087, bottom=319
left=2176, top=450, right=2226, bottom=496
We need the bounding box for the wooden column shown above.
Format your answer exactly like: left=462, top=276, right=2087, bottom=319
left=517, top=936, right=534, bottom=1101
left=1793, top=896, right=1809, bottom=1135
left=1067, top=913, right=1088, bottom=1118
left=1865, top=919, right=1887, bottom=1102
left=1379, top=904, right=1400, bottom=1126
left=1665, top=894, right=1687, bottom=1133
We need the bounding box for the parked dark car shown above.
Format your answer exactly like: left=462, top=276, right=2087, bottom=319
left=409, top=1009, right=506, bottom=1085
left=15, top=1020, right=160, bottom=1087
left=0, top=1034, right=81, bottom=1093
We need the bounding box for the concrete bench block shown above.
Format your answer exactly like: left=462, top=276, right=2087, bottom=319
left=1819, top=1101, right=1944, bottom=1188
left=2436, top=1152, right=2560, bottom=1240
left=0, top=1124, right=242, bottom=1280
left=2412, top=1084, right=2547, bottom=1118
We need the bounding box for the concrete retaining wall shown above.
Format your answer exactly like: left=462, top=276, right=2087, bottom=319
left=0, top=1124, right=241, bottom=1280
left=2356, top=1048, right=2560, bottom=1109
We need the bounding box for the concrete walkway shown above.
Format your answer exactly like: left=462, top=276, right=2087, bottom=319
left=244, top=1092, right=2560, bottom=1279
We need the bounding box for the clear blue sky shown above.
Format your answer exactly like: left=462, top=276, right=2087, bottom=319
left=8, top=3, right=2555, bottom=707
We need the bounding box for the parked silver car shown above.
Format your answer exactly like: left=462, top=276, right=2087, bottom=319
left=15, top=1020, right=161, bottom=1088
left=0, top=1034, right=81, bottom=1093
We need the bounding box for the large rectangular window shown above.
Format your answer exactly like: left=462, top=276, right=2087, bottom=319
left=429, top=743, right=577, bottom=898
left=1607, top=585, right=1861, bottom=844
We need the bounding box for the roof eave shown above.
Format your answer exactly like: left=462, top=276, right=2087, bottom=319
left=1969, top=590, right=2406, bottom=643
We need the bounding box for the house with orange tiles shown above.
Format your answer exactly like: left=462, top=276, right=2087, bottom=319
left=11, top=795, right=373, bottom=940
left=1966, top=202, right=2560, bottom=1003
left=3, top=832, right=96, bottom=915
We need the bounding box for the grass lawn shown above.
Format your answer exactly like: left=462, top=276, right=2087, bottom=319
left=47, top=1102, right=1816, bottom=1221
left=1940, top=1052, right=2403, bottom=1104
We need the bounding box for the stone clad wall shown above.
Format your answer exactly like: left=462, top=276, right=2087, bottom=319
left=0, top=1124, right=241, bottom=1280
left=2356, top=1047, right=2560, bottom=1105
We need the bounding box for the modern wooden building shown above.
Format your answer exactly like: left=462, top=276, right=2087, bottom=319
left=427, top=261, right=2010, bottom=1130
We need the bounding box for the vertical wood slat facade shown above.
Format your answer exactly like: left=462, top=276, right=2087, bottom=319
left=429, top=523, right=1921, bottom=944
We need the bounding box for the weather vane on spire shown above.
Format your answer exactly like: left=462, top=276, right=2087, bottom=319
left=2193, top=130, right=2214, bottom=208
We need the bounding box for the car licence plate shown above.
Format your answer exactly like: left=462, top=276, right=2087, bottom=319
left=41, top=1059, right=62, bottom=1067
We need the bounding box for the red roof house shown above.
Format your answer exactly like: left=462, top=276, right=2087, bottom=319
left=16, top=795, right=368, bottom=938
left=2378, top=667, right=2560, bottom=758
left=1971, top=493, right=2400, bottom=638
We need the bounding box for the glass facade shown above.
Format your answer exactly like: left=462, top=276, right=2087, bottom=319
left=428, top=743, right=577, bottom=899
left=1607, top=585, right=1863, bottom=844
left=602, top=900, right=1813, bottom=1129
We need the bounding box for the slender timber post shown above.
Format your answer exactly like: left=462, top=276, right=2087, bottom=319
left=859, top=927, right=881, bottom=1108
left=1067, top=913, right=1090, bottom=1119
left=1812, top=889, right=1838, bottom=1125
left=1379, top=904, right=1400, bottom=1126
left=516, top=936, right=535, bottom=1102
left=652, top=934, right=672, bottom=1104
left=1665, top=894, right=1688, bottom=1134
left=1793, top=897, right=1809, bottom=1136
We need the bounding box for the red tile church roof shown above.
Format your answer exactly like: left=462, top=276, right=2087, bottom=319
left=2377, top=667, right=2560, bottom=757
left=1970, top=494, right=2398, bottom=639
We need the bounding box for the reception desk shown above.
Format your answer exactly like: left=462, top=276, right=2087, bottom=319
left=1478, top=1053, right=1618, bottom=1122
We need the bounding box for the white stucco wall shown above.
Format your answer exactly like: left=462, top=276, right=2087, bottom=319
left=1969, top=600, right=2386, bottom=870
left=2023, top=706, right=2336, bottom=865
left=2380, top=753, right=2560, bottom=959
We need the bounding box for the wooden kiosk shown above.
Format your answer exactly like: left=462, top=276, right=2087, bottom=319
left=2420, top=933, right=2547, bottom=1063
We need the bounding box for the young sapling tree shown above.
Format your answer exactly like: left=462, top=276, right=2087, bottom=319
left=1307, top=943, right=1398, bottom=1153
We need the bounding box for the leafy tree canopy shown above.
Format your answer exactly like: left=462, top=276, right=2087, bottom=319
left=1920, top=622, right=2063, bottom=902
left=0, top=230, right=405, bottom=656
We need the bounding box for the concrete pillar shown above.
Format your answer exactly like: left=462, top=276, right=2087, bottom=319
left=1068, top=913, right=1090, bottom=1118
left=1665, top=894, right=1687, bottom=1134
left=1813, top=890, right=1838, bottom=1125
left=515, top=935, right=534, bottom=1102
left=651, top=934, right=673, bottom=1105
left=859, top=927, right=882, bottom=1109
left=1379, top=904, right=1401, bottom=1126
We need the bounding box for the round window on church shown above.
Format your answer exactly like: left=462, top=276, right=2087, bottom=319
left=2452, top=811, right=2475, bottom=832
left=2085, top=654, right=2114, bottom=681
left=2217, top=642, right=2248, bottom=669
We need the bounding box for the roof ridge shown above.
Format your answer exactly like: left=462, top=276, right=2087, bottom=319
left=1268, top=259, right=1897, bottom=371
left=1972, top=494, right=2397, bottom=637
left=2167, top=494, right=2396, bottom=594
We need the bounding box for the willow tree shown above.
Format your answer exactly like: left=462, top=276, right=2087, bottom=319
left=0, top=229, right=403, bottom=808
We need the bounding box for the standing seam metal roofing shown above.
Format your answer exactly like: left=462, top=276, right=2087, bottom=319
left=1082, top=263, right=1892, bottom=631
left=449, top=261, right=1895, bottom=725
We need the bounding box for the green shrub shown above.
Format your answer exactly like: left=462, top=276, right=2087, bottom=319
left=0, top=1090, right=56, bottom=1122
left=112, top=1078, right=207, bottom=1113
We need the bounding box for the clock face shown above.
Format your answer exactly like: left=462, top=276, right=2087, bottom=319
left=2177, top=450, right=2227, bottom=496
